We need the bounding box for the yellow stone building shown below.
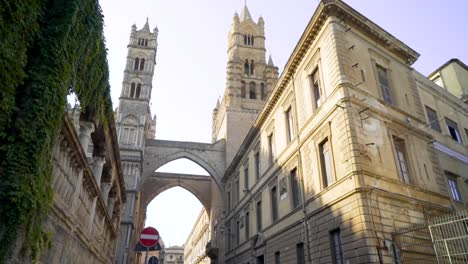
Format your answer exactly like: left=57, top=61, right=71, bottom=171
left=184, top=208, right=211, bottom=264
left=220, top=1, right=468, bottom=263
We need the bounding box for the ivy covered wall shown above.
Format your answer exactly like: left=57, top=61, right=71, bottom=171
left=0, top=0, right=113, bottom=261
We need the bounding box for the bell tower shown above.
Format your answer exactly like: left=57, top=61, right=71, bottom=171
left=115, top=19, right=157, bottom=264
left=212, top=4, right=278, bottom=165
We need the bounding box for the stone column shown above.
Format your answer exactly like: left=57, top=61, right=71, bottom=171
left=92, top=156, right=106, bottom=187
left=107, top=197, right=116, bottom=219
left=88, top=197, right=97, bottom=234
left=101, top=182, right=112, bottom=205
left=78, top=121, right=95, bottom=151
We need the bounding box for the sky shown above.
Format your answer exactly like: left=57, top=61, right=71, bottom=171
left=98, top=0, right=468, bottom=246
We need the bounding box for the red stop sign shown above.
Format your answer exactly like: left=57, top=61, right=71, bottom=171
left=140, top=227, right=159, bottom=248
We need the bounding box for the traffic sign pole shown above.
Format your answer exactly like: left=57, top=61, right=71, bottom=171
left=144, top=247, right=149, bottom=264
left=139, top=226, right=159, bottom=264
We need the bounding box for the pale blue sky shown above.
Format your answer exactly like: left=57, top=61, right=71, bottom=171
left=99, top=0, right=467, bottom=246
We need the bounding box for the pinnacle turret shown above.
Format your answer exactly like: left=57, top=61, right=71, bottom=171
left=240, top=4, right=252, bottom=21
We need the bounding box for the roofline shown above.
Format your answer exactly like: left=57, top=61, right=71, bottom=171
left=428, top=58, right=468, bottom=79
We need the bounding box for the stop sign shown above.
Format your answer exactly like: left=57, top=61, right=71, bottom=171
left=140, top=227, right=159, bottom=248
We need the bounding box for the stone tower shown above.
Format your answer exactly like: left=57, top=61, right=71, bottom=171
left=212, top=4, right=279, bottom=165
left=115, top=20, right=157, bottom=264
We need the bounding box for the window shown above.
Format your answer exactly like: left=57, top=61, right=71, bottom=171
left=445, top=118, right=462, bottom=143
left=309, top=68, right=322, bottom=109
left=137, top=38, right=148, bottom=47
left=245, top=212, right=250, bottom=239
left=256, top=200, right=262, bottom=232
left=244, top=163, right=249, bottom=191
left=296, top=243, right=305, bottom=264
left=241, top=81, right=246, bottom=98
left=267, top=133, right=275, bottom=165
left=244, top=60, right=250, bottom=75
left=236, top=219, right=240, bottom=246
left=275, top=251, right=280, bottom=264
left=133, top=58, right=140, bottom=70
left=130, top=83, right=136, bottom=98
left=139, top=58, right=145, bottom=71
left=227, top=226, right=231, bottom=250
left=290, top=168, right=301, bottom=208
left=254, top=152, right=260, bottom=180
left=425, top=106, right=441, bottom=132
left=227, top=189, right=231, bottom=212
left=433, top=74, right=445, bottom=88
left=135, top=84, right=141, bottom=98
left=244, top=34, right=254, bottom=46
left=256, top=255, right=264, bottom=264
left=285, top=107, right=294, bottom=143
left=330, top=229, right=344, bottom=264
left=393, top=136, right=411, bottom=183
left=249, top=82, right=257, bottom=99
left=448, top=178, right=462, bottom=202
left=376, top=65, right=392, bottom=104
left=260, top=83, right=266, bottom=100
left=319, top=138, right=334, bottom=187
left=250, top=60, right=255, bottom=75
left=235, top=176, right=240, bottom=204
left=271, top=186, right=278, bottom=222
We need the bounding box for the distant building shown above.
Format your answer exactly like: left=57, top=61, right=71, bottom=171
left=184, top=209, right=210, bottom=264
left=165, top=246, right=184, bottom=264
left=428, top=58, right=468, bottom=104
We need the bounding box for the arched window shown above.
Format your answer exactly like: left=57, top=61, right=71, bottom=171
left=249, top=82, right=256, bottom=99
left=244, top=60, right=249, bottom=75
left=144, top=39, right=148, bottom=46
left=136, top=84, right=141, bottom=98
left=251, top=35, right=254, bottom=45
left=139, top=58, right=145, bottom=71
left=130, top=83, right=136, bottom=98
left=133, top=58, right=140, bottom=70
left=250, top=60, right=255, bottom=75
left=241, top=81, right=246, bottom=98
left=244, top=35, right=247, bottom=45
left=260, top=83, right=265, bottom=100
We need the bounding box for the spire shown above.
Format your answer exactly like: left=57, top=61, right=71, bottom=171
left=268, top=55, right=275, bottom=66
left=143, top=17, right=150, bottom=31
left=240, top=4, right=253, bottom=22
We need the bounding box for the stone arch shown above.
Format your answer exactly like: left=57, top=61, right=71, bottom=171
left=121, top=115, right=139, bottom=125
left=142, top=150, right=221, bottom=188
left=139, top=175, right=212, bottom=210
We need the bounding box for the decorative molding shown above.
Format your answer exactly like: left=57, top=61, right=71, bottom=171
left=433, top=142, right=468, bottom=164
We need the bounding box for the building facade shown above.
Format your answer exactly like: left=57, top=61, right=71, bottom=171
left=184, top=208, right=211, bottom=264
left=165, top=246, right=185, bottom=264
left=39, top=105, right=126, bottom=263
left=221, top=1, right=468, bottom=264
left=114, top=21, right=158, bottom=264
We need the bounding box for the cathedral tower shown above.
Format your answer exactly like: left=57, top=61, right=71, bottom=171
left=212, top=4, right=279, bottom=165
left=115, top=20, right=157, bottom=264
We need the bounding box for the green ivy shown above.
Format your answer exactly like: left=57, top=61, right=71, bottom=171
left=0, top=0, right=113, bottom=261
